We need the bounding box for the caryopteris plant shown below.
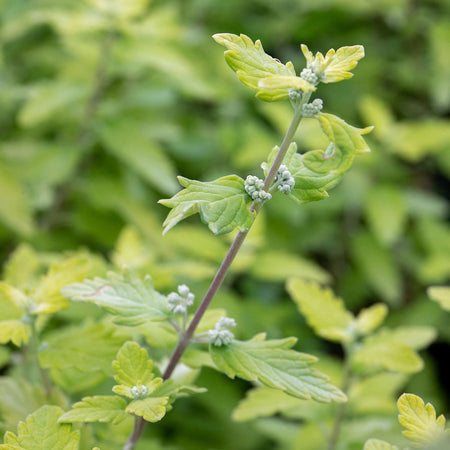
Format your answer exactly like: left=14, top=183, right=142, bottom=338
left=1, top=33, right=374, bottom=449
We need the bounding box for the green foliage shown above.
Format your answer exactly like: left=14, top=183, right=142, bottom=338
left=210, top=334, right=346, bottom=403
left=427, top=286, right=450, bottom=311
left=364, top=439, right=399, bottom=450
left=61, top=268, right=170, bottom=326
left=0, top=406, right=79, bottom=450
left=159, top=175, right=255, bottom=235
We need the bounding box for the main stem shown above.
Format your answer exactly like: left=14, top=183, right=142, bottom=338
left=124, top=100, right=306, bottom=450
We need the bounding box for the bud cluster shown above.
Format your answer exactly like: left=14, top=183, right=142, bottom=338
left=167, top=284, right=195, bottom=315
left=208, top=317, right=236, bottom=347
left=302, top=98, right=323, bottom=117
left=300, top=67, right=319, bottom=85
left=245, top=175, right=272, bottom=202
left=275, top=165, right=295, bottom=194
left=130, top=384, right=148, bottom=399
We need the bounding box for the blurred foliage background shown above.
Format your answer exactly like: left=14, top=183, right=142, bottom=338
left=0, top=0, right=449, bottom=449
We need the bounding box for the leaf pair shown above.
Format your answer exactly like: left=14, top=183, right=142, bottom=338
left=59, top=341, right=205, bottom=425
left=213, top=34, right=364, bottom=101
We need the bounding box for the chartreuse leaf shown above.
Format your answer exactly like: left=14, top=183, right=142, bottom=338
left=286, top=279, right=354, bottom=342
left=125, top=397, right=169, bottom=423
left=350, top=326, right=434, bottom=374
left=397, top=393, right=448, bottom=447
left=210, top=334, right=346, bottom=403
left=301, top=44, right=365, bottom=83
left=212, top=33, right=315, bottom=101
left=58, top=396, right=128, bottom=425
left=3, top=244, right=42, bottom=290
left=31, top=254, right=97, bottom=315
left=262, top=115, right=372, bottom=204
left=0, top=282, right=31, bottom=346
left=61, top=268, right=170, bottom=326
left=427, top=286, right=450, bottom=311
left=112, top=341, right=163, bottom=399
left=39, top=321, right=126, bottom=374
left=1, top=406, right=79, bottom=450
left=354, top=304, right=388, bottom=336
left=158, top=175, right=255, bottom=235
left=363, top=439, right=399, bottom=450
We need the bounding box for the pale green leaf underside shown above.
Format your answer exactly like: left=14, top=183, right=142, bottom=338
left=2, top=406, right=79, bottom=450
left=287, top=279, right=353, bottom=343
left=61, top=268, right=169, bottom=326
left=397, top=393, right=447, bottom=447
left=213, top=33, right=310, bottom=101
left=262, top=114, right=372, bottom=204
left=427, top=286, right=450, bottom=311
left=210, top=334, right=346, bottom=403
left=363, top=438, right=399, bottom=450
left=126, top=397, right=169, bottom=423
left=113, top=341, right=154, bottom=387
left=58, top=396, right=128, bottom=425
left=159, top=175, right=255, bottom=235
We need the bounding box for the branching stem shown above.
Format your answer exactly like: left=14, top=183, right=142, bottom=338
left=123, top=95, right=310, bottom=450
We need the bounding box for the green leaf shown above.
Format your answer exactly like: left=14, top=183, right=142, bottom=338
left=301, top=44, right=365, bottom=83
left=2, top=244, right=42, bottom=290
left=210, top=334, right=346, bottom=403
left=0, top=320, right=31, bottom=347
left=112, top=341, right=157, bottom=389
left=58, top=396, right=128, bottom=425
left=232, top=387, right=306, bottom=421
left=213, top=33, right=315, bottom=101
left=1, top=405, right=79, bottom=450
left=262, top=114, right=372, bottom=204
left=354, top=304, right=388, bottom=336
left=61, top=268, right=170, bottom=326
left=428, top=286, right=450, bottom=311
left=363, top=439, right=399, bottom=450
left=351, top=330, right=424, bottom=374
left=99, top=120, right=178, bottom=195
left=31, top=254, right=98, bottom=315
left=0, top=166, right=34, bottom=237
left=351, top=231, right=401, bottom=305
left=250, top=251, right=331, bottom=284
left=286, top=279, right=354, bottom=343
left=126, top=397, right=169, bottom=423
left=365, top=185, right=407, bottom=246
left=159, top=175, right=255, bottom=235
left=397, top=393, right=447, bottom=447
left=39, top=321, right=126, bottom=374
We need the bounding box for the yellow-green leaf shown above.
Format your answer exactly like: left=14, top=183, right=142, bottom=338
left=354, top=304, right=388, bottom=336
left=397, top=393, right=447, bottom=447
left=427, top=286, right=450, bottom=311
left=363, top=439, right=399, bottom=450
left=287, top=279, right=354, bottom=343
left=58, top=396, right=128, bottom=425
left=0, top=320, right=31, bottom=347
left=126, top=397, right=169, bottom=422
left=1, top=406, right=79, bottom=450
left=301, top=44, right=365, bottom=83
left=213, top=33, right=300, bottom=101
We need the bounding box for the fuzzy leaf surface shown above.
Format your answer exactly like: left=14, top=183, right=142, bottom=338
left=159, top=175, right=254, bottom=235
left=61, top=268, right=169, bottom=326
left=397, top=393, right=447, bottom=447
left=213, top=33, right=315, bottom=101
left=1, top=406, right=79, bottom=450
left=58, top=396, right=128, bottom=425
left=287, top=279, right=353, bottom=342
left=210, top=334, right=346, bottom=403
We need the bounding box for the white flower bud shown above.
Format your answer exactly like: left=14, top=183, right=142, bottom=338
left=131, top=384, right=148, bottom=399
left=300, top=67, right=319, bottom=85
left=208, top=317, right=236, bottom=346
left=167, top=284, right=195, bottom=315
